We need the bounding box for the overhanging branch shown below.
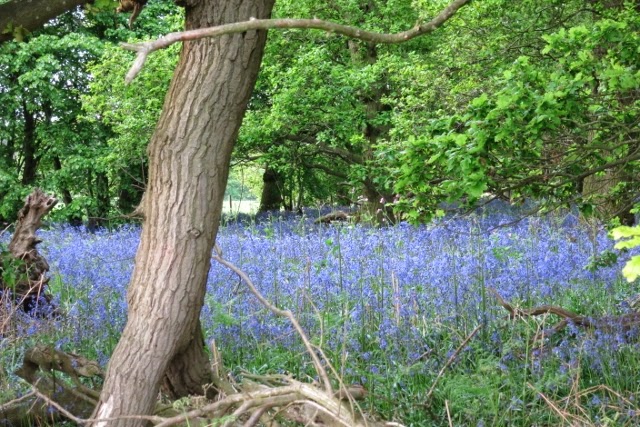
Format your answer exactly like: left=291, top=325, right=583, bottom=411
left=121, top=0, right=472, bottom=83
left=0, top=0, right=88, bottom=43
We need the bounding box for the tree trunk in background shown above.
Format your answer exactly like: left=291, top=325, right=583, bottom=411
left=116, top=171, right=145, bottom=215
left=90, top=0, right=274, bottom=425
left=582, top=164, right=636, bottom=225
left=21, top=100, right=37, bottom=185
left=52, top=156, right=83, bottom=227
left=87, top=171, right=110, bottom=230
left=348, top=38, right=395, bottom=225
left=258, top=165, right=284, bottom=212
left=52, top=156, right=74, bottom=207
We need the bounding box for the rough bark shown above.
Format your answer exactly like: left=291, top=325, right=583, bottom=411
left=4, top=189, right=57, bottom=302
left=90, top=0, right=275, bottom=425
left=582, top=168, right=636, bottom=225
left=161, top=321, right=215, bottom=399
left=0, top=0, right=87, bottom=42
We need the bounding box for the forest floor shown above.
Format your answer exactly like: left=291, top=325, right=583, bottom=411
left=2, top=203, right=640, bottom=426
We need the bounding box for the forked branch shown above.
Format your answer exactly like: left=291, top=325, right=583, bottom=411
left=121, top=0, right=471, bottom=83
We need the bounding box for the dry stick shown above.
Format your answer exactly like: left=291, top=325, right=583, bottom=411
left=222, top=400, right=253, bottom=427
left=213, top=254, right=333, bottom=395
left=31, top=388, right=164, bottom=426
left=242, top=406, right=268, bottom=427
left=153, top=385, right=299, bottom=427
left=299, top=290, right=367, bottom=424
left=300, top=399, right=354, bottom=427
left=526, top=383, right=590, bottom=426
left=0, top=390, right=36, bottom=411
left=444, top=400, right=453, bottom=427
left=31, top=388, right=86, bottom=424
left=120, top=0, right=470, bottom=83
left=227, top=379, right=361, bottom=426
left=425, top=324, right=482, bottom=404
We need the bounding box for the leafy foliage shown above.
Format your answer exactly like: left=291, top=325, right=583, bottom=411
left=612, top=225, right=640, bottom=281
left=1, top=0, right=638, bottom=225
left=391, top=1, right=640, bottom=222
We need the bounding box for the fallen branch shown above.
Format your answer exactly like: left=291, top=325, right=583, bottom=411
left=213, top=248, right=333, bottom=395
left=212, top=248, right=382, bottom=426
left=488, top=287, right=640, bottom=336
left=121, top=0, right=470, bottom=82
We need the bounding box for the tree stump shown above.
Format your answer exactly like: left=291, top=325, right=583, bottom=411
left=1, top=188, right=57, bottom=315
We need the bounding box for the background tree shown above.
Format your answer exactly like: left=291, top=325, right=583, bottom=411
left=237, top=0, right=426, bottom=221
left=0, top=15, right=105, bottom=224
left=0, top=0, right=185, bottom=226
left=389, top=0, right=640, bottom=223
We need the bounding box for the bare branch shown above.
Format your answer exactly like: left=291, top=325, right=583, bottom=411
left=212, top=254, right=334, bottom=395
left=122, top=0, right=471, bottom=82
left=424, top=324, right=482, bottom=404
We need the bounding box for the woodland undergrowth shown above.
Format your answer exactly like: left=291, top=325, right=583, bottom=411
left=2, top=203, right=640, bottom=426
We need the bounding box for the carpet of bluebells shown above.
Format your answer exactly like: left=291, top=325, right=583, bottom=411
left=2, top=202, right=640, bottom=425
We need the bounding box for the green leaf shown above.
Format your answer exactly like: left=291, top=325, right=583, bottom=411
left=611, top=226, right=640, bottom=240
left=622, top=256, right=640, bottom=282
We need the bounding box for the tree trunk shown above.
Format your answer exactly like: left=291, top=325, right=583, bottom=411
left=258, top=165, right=283, bottom=212
left=90, top=0, right=274, bottom=425
left=3, top=189, right=57, bottom=316
left=348, top=39, right=395, bottom=225
left=21, top=100, right=37, bottom=185
left=52, top=156, right=84, bottom=226
left=87, top=171, right=110, bottom=230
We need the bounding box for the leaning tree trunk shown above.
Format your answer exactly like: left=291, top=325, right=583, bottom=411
left=90, top=1, right=275, bottom=426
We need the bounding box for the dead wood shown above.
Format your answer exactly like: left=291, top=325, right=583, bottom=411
left=488, top=287, right=640, bottom=338
left=1, top=345, right=101, bottom=426
left=1, top=189, right=57, bottom=315
left=314, top=211, right=349, bottom=224
left=8, top=243, right=394, bottom=426
left=10, top=344, right=383, bottom=427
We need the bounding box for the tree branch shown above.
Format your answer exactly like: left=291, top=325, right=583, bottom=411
left=302, top=161, right=350, bottom=180
left=0, top=0, right=88, bottom=43
left=121, top=0, right=471, bottom=83
left=212, top=251, right=334, bottom=396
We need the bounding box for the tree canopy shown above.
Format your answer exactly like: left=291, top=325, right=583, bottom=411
left=1, top=0, right=637, bottom=226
